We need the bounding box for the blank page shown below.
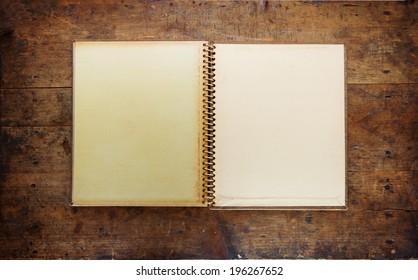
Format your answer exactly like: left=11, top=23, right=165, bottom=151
left=72, top=41, right=204, bottom=206
left=214, top=44, right=345, bottom=208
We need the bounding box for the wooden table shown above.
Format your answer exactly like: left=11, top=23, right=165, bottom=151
left=0, top=0, right=417, bottom=259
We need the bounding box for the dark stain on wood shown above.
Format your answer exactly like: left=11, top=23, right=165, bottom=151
left=384, top=184, right=395, bottom=193
left=62, top=138, right=71, bottom=156
left=385, top=212, right=394, bottom=218
left=0, top=130, right=23, bottom=184
left=74, top=222, right=82, bottom=234
left=98, top=227, right=108, bottom=238
left=262, top=0, right=269, bottom=12
left=216, top=213, right=240, bottom=259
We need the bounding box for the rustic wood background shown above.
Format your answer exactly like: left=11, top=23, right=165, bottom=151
left=0, top=0, right=417, bottom=259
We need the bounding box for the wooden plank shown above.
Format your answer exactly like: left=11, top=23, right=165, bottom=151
left=0, top=1, right=417, bottom=87
left=0, top=204, right=416, bottom=259
left=0, top=170, right=415, bottom=214
left=215, top=210, right=417, bottom=259
left=2, top=170, right=416, bottom=212
left=2, top=84, right=416, bottom=171
left=0, top=206, right=228, bottom=259
left=1, top=162, right=416, bottom=213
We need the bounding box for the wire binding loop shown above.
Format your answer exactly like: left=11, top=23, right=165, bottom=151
left=202, top=41, right=216, bottom=207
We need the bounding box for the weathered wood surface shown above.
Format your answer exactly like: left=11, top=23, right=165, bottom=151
left=0, top=1, right=417, bottom=87
left=0, top=0, right=417, bottom=259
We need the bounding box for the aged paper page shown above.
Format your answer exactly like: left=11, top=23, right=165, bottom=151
left=73, top=41, right=204, bottom=206
left=214, top=44, right=345, bottom=207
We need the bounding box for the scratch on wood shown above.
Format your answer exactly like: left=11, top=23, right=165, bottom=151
left=166, top=219, right=172, bottom=237
left=122, top=210, right=142, bottom=223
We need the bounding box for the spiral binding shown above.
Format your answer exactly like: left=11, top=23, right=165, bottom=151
left=202, top=42, right=216, bottom=207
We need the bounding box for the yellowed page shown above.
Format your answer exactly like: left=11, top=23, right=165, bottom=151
left=214, top=44, right=345, bottom=208
left=72, top=41, right=204, bottom=206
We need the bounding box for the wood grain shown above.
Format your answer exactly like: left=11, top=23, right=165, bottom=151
left=0, top=0, right=417, bottom=259
left=0, top=88, right=72, bottom=126
left=347, top=84, right=417, bottom=172
left=0, top=1, right=417, bottom=87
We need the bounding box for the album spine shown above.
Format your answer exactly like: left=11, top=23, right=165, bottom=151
left=202, top=42, right=216, bottom=207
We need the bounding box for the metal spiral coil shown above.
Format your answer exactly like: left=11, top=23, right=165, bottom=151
left=202, top=42, right=216, bottom=207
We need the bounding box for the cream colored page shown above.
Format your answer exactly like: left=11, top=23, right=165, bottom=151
left=214, top=44, right=345, bottom=207
left=73, top=41, right=204, bottom=206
